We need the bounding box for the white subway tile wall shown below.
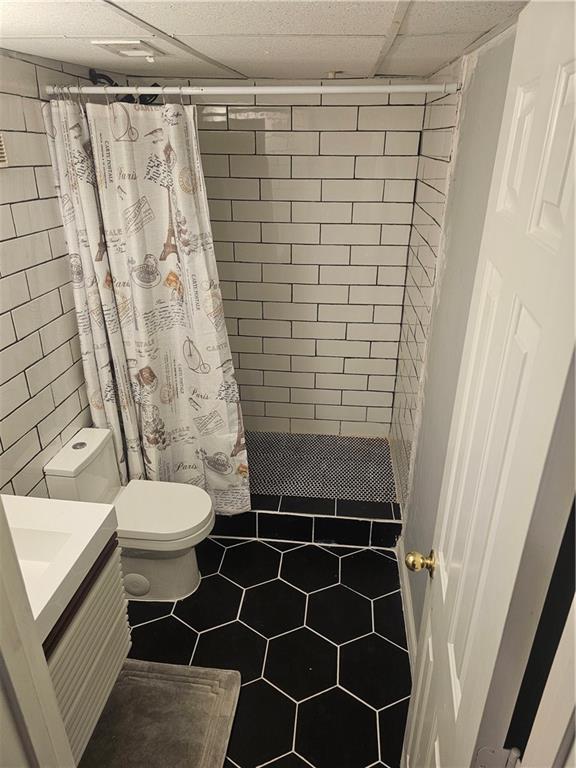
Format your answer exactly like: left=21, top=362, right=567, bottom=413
left=0, top=51, right=97, bottom=497
left=0, top=56, right=440, bottom=475
left=171, top=78, right=425, bottom=438
left=389, top=90, right=460, bottom=500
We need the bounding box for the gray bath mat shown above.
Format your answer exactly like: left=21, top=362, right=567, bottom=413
left=80, top=659, right=241, bottom=768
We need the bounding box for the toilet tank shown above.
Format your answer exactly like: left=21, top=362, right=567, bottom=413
left=44, top=428, right=122, bottom=504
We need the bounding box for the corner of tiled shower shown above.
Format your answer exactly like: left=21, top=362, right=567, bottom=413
left=389, top=82, right=461, bottom=508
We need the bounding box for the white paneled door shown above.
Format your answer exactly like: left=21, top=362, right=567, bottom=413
left=403, top=2, right=575, bottom=766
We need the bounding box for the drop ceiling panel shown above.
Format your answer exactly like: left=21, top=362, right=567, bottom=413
left=401, top=1, right=526, bottom=35
left=117, top=1, right=397, bottom=36
left=0, top=1, right=146, bottom=37
left=379, top=32, right=481, bottom=76
left=0, top=0, right=526, bottom=80
left=176, top=35, right=385, bottom=78
left=0, top=37, right=234, bottom=76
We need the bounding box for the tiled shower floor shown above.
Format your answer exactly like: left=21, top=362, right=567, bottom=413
left=246, top=432, right=397, bottom=503
left=128, top=537, right=411, bottom=768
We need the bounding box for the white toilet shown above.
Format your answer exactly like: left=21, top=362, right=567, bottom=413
left=44, top=428, right=214, bottom=601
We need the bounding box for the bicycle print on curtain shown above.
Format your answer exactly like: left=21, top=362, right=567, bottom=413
left=44, top=99, right=250, bottom=514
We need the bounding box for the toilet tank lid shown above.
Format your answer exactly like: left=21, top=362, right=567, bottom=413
left=44, top=428, right=114, bottom=477
left=115, top=480, right=213, bottom=541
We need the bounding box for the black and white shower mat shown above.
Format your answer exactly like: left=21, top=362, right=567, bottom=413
left=246, top=431, right=397, bottom=502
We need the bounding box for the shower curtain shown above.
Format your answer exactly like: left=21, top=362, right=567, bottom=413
left=43, top=99, right=250, bottom=514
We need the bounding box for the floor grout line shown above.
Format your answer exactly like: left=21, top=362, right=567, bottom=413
left=250, top=510, right=402, bottom=523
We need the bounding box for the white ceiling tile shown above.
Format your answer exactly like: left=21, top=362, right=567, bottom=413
left=378, top=32, right=480, bottom=76
left=0, top=37, right=232, bottom=77
left=401, top=1, right=526, bottom=35
left=117, top=1, right=397, bottom=36
left=0, top=1, right=147, bottom=37
left=0, top=0, right=526, bottom=81
left=176, top=35, right=384, bottom=78
left=0, top=46, right=64, bottom=72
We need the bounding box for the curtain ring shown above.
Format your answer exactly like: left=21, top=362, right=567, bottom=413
left=135, top=84, right=140, bottom=105
left=104, top=85, right=110, bottom=107
left=162, top=85, right=167, bottom=106
left=72, top=80, right=83, bottom=110
left=180, top=86, right=185, bottom=109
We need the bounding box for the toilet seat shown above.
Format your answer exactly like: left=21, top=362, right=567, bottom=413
left=114, top=480, right=214, bottom=552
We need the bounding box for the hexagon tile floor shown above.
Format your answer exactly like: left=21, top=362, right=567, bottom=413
left=127, top=537, right=412, bottom=768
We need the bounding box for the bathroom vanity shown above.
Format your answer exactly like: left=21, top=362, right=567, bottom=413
left=3, top=495, right=131, bottom=764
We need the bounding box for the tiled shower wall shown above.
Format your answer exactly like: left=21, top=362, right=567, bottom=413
left=0, top=48, right=448, bottom=498
left=0, top=50, right=93, bottom=497
left=196, top=88, right=424, bottom=438
left=129, top=77, right=425, bottom=437
left=389, top=89, right=460, bottom=500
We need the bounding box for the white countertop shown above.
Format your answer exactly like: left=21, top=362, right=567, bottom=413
left=2, top=495, right=117, bottom=643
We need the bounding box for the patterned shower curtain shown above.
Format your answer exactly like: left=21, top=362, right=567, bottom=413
left=44, top=99, right=250, bottom=514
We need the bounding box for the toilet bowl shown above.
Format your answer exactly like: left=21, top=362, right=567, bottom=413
left=44, top=428, right=214, bottom=601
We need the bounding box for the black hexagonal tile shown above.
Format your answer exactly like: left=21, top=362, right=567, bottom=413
left=296, top=688, right=378, bottom=768
left=212, top=537, right=248, bottom=547
left=265, top=628, right=337, bottom=700
left=267, top=541, right=305, bottom=552
left=340, top=634, right=411, bottom=709
left=193, top=621, right=266, bottom=684
left=173, top=574, right=242, bottom=631
left=241, top=580, right=305, bottom=638
left=127, top=600, right=172, bottom=627
left=321, top=545, right=360, bottom=557
left=265, top=754, right=311, bottom=767
left=307, top=585, right=371, bottom=644
left=281, top=545, right=339, bottom=593
left=374, top=591, right=407, bottom=649
left=227, top=680, right=296, bottom=767
left=341, top=549, right=400, bottom=598
left=379, top=698, right=410, bottom=768
left=221, top=540, right=281, bottom=587
left=196, top=537, right=224, bottom=576
left=128, top=616, right=197, bottom=665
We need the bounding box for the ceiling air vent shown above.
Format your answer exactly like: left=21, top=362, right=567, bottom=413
left=91, top=40, right=164, bottom=63
left=0, top=134, right=7, bottom=168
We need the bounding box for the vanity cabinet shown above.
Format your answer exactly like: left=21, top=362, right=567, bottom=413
left=43, top=537, right=131, bottom=764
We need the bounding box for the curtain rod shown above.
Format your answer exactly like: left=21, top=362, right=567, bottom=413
left=46, top=83, right=459, bottom=96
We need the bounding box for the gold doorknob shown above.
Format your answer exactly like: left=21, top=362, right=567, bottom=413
left=405, top=549, right=436, bottom=576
